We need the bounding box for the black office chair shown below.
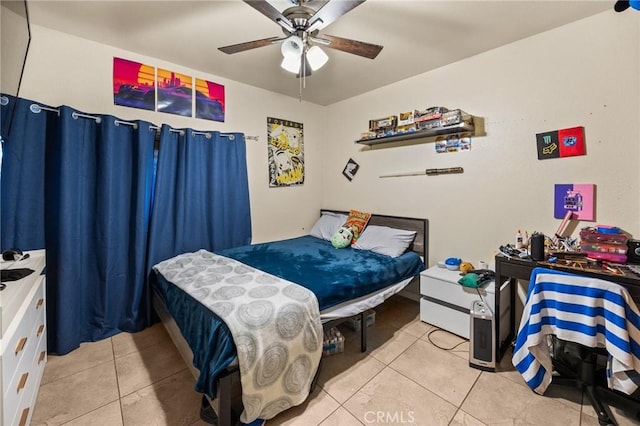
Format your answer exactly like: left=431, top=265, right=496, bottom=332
left=549, top=337, right=640, bottom=425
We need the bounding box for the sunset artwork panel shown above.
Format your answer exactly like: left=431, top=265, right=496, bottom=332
left=113, top=57, right=155, bottom=111
left=195, top=78, right=225, bottom=122
left=157, top=68, right=193, bottom=117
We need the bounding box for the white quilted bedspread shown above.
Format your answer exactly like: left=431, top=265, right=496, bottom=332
left=154, top=249, right=323, bottom=423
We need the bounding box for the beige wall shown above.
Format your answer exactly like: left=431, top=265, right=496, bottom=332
left=323, top=11, right=640, bottom=267
left=18, top=24, right=327, bottom=244
left=15, top=11, right=640, bottom=269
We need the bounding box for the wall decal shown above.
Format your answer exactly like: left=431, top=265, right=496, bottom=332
left=195, top=78, right=225, bottom=122
left=536, top=126, right=585, bottom=160
left=157, top=68, right=193, bottom=117
left=113, top=57, right=155, bottom=111
left=267, top=117, right=304, bottom=187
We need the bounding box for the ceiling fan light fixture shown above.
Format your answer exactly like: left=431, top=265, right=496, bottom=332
left=281, top=55, right=301, bottom=74
left=281, top=35, right=304, bottom=59
left=306, top=45, right=328, bottom=71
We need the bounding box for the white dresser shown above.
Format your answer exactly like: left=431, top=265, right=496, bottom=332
left=419, top=265, right=510, bottom=342
left=0, top=250, right=47, bottom=426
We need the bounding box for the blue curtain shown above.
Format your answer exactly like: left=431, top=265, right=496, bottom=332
left=147, top=125, right=251, bottom=270
left=44, top=107, right=156, bottom=354
left=1, top=95, right=252, bottom=355
left=1, top=95, right=57, bottom=250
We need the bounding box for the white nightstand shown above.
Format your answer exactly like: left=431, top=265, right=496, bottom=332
left=419, top=265, right=510, bottom=342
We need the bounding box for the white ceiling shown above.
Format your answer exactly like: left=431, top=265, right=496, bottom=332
left=23, top=0, right=612, bottom=105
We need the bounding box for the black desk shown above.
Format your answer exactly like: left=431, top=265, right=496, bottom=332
left=493, top=254, right=640, bottom=362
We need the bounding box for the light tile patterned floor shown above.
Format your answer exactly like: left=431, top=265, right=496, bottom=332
left=32, top=296, right=640, bottom=425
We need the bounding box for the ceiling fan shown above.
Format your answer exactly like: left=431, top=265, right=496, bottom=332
left=218, top=0, right=383, bottom=77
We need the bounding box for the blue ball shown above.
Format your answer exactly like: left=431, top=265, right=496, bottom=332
left=631, top=0, right=640, bottom=10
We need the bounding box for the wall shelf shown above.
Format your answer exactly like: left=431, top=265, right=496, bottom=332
left=355, top=121, right=474, bottom=146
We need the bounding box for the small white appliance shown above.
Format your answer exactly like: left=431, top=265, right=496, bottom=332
left=469, top=300, right=496, bottom=371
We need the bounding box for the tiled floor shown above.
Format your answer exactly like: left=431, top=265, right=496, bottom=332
left=33, top=296, right=640, bottom=425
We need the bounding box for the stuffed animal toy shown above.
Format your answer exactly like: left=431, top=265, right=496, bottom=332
left=331, top=226, right=353, bottom=249
left=459, top=261, right=474, bottom=274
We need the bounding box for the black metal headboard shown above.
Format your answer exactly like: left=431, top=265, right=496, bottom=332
left=320, top=210, right=429, bottom=263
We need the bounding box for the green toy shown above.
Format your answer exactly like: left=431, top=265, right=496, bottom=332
left=331, top=226, right=353, bottom=249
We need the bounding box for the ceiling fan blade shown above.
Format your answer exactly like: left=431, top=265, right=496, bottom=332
left=243, top=0, right=295, bottom=32
left=218, top=36, right=281, bottom=54
left=318, top=34, right=383, bottom=59
left=308, top=0, right=366, bottom=30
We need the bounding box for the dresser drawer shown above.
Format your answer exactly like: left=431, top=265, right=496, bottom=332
left=1, top=276, right=45, bottom=394
left=3, top=311, right=45, bottom=426
left=11, top=334, right=47, bottom=426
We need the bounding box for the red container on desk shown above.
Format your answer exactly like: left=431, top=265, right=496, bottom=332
left=579, top=228, right=628, bottom=263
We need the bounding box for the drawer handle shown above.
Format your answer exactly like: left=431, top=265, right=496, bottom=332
left=19, top=407, right=30, bottom=426
left=37, top=324, right=45, bottom=337
left=17, top=372, right=28, bottom=392
left=35, top=298, right=44, bottom=309
left=38, top=351, right=46, bottom=364
left=15, top=337, right=27, bottom=354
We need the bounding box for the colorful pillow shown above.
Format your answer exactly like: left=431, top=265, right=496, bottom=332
left=309, top=212, right=348, bottom=241
left=352, top=225, right=417, bottom=257
left=342, top=209, right=371, bottom=243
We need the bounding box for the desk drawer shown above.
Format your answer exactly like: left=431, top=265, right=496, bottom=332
left=2, top=276, right=45, bottom=390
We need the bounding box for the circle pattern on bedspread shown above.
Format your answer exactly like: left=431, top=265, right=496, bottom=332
left=212, top=285, right=246, bottom=300
left=303, top=322, right=321, bottom=352
left=192, top=258, right=215, bottom=267
left=209, top=265, right=234, bottom=275
left=283, top=355, right=312, bottom=394
left=177, top=265, right=207, bottom=279
left=237, top=300, right=274, bottom=329
left=261, top=397, right=293, bottom=419
left=248, top=285, right=279, bottom=299
left=225, top=274, right=253, bottom=285
left=194, top=273, right=224, bottom=287
left=282, top=284, right=311, bottom=302
left=255, top=273, right=278, bottom=284
left=210, top=301, right=235, bottom=317
left=235, top=333, right=258, bottom=369
left=242, top=394, right=263, bottom=421
left=189, top=288, right=209, bottom=300
left=276, top=303, right=305, bottom=340
left=254, top=343, right=288, bottom=388
left=234, top=264, right=254, bottom=274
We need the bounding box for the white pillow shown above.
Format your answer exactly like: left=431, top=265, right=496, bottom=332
left=353, top=225, right=417, bottom=258
left=309, top=212, right=348, bottom=241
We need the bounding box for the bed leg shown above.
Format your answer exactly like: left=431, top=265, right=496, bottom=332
left=218, top=371, right=234, bottom=426
left=360, top=311, right=367, bottom=352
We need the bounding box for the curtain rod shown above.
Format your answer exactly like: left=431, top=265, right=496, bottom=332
left=12, top=99, right=260, bottom=140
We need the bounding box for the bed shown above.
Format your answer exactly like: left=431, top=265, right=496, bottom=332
left=152, top=210, right=428, bottom=425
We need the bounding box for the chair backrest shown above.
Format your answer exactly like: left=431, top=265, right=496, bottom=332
left=513, top=267, right=640, bottom=395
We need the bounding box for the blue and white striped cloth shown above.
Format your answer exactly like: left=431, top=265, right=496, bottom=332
left=512, top=267, right=640, bottom=395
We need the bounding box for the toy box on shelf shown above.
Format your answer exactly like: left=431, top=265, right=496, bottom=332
left=345, top=309, right=376, bottom=332
left=579, top=227, right=628, bottom=263
left=322, top=327, right=345, bottom=357
left=369, top=116, right=398, bottom=137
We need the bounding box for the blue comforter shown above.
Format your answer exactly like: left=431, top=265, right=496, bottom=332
left=153, top=235, right=425, bottom=398
left=220, top=236, right=425, bottom=310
